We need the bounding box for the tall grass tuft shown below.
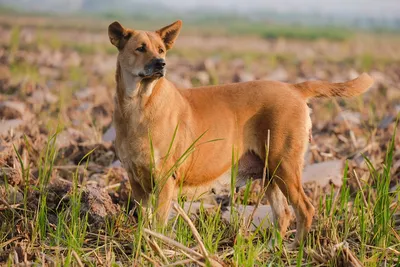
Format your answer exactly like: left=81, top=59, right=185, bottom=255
left=36, top=132, right=58, bottom=240
left=9, top=25, right=20, bottom=62
left=369, top=122, right=396, bottom=248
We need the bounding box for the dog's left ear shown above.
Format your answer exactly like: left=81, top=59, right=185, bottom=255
left=156, top=20, right=182, bottom=50
left=108, top=21, right=131, bottom=50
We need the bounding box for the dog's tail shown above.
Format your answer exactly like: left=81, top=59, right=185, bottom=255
left=294, top=73, right=374, bottom=99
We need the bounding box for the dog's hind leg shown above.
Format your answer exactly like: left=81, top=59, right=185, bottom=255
left=265, top=181, right=292, bottom=244
left=274, top=162, right=315, bottom=249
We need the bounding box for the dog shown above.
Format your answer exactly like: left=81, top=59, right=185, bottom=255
left=108, top=20, right=373, bottom=247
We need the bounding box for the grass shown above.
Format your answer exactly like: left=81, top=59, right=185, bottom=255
left=1, top=120, right=399, bottom=265
left=9, top=61, right=41, bottom=84
left=227, top=23, right=354, bottom=41
left=9, top=26, right=20, bottom=62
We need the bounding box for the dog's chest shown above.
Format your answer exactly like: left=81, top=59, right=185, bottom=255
left=114, top=122, right=153, bottom=177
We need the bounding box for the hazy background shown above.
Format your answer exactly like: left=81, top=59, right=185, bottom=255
left=1, top=0, right=400, bottom=29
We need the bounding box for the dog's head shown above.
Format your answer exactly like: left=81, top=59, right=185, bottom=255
left=108, top=20, right=182, bottom=80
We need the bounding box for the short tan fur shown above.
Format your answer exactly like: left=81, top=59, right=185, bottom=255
left=108, top=20, right=373, bottom=247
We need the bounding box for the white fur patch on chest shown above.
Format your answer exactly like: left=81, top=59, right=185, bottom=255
left=152, top=148, right=162, bottom=166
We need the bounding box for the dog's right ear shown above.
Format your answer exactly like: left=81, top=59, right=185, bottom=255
left=108, top=21, right=131, bottom=50
left=156, top=20, right=182, bottom=50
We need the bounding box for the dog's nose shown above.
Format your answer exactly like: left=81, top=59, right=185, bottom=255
left=154, top=58, right=166, bottom=69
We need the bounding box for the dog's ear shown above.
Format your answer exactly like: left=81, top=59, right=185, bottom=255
left=156, top=20, right=182, bottom=50
left=108, top=21, right=131, bottom=49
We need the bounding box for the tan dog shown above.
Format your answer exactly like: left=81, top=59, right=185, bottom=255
left=108, top=20, right=373, bottom=247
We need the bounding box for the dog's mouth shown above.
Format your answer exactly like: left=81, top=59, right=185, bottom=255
left=138, top=71, right=164, bottom=78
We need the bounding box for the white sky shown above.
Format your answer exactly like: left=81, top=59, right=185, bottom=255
left=137, top=0, right=400, bottom=19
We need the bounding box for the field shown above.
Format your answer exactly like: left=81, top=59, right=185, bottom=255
left=1, top=12, right=400, bottom=266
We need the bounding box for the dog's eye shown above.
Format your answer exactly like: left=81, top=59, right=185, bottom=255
left=158, top=48, right=164, bottom=54
left=136, top=45, right=146, bottom=52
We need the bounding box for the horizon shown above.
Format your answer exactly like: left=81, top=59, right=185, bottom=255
left=1, top=0, right=399, bottom=21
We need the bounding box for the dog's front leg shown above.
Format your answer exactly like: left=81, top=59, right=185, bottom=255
left=127, top=168, right=153, bottom=219
left=129, top=178, right=150, bottom=207
left=155, top=176, right=175, bottom=225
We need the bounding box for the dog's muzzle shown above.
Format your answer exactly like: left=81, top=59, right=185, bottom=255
left=139, top=58, right=166, bottom=78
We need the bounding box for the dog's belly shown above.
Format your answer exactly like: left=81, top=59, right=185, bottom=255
left=236, top=150, right=265, bottom=186
left=179, top=150, right=265, bottom=201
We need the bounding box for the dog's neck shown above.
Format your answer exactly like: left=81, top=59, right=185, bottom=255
left=114, top=62, right=187, bottom=126
left=115, top=63, right=160, bottom=112
left=114, top=60, right=192, bottom=120
left=117, top=64, right=158, bottom=99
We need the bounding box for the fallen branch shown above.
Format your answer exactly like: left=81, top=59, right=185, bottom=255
left=173, top=203, right=223, bottom=267
left=143, top=228, right=203, bottom=259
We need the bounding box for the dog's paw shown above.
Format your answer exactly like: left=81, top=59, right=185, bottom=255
left=141, top=206, right=154, bottom=222
left=267, top=237, right=284, bottom=251
left=128, top=204, right=155, bottom=225
left=285, top=241, right=299, bottom=251
left=267, top=240, right=276, bottom=251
